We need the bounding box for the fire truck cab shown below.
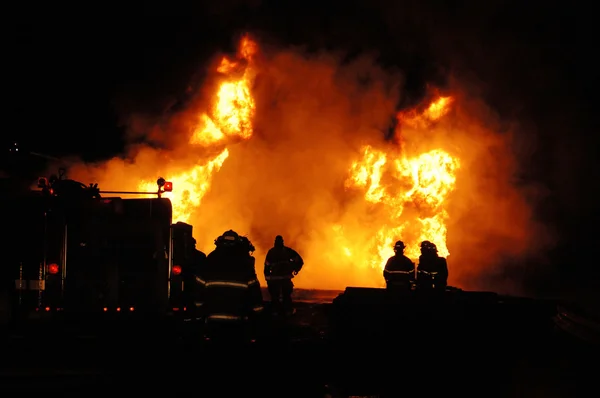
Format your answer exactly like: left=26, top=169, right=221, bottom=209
left=4, top=172, right=194, bottom=322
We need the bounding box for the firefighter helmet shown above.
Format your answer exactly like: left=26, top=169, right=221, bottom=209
left=215, top=230, right=240, bottom=247
left=394, top=240, right=406, bottom=251
left=420, top=240, right=437, bottom=253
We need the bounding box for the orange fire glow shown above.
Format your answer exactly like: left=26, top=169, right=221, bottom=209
left=67, top=34, right=541, bottom=292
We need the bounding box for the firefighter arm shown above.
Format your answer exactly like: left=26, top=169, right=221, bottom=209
left=248, top=277, right=264, bottom=314
left=440, top=258, right=449, bottom=282
left=409, top=261, right=416, bottom=282
left=194, top=275, right=207, bottom=313
left=264, top=252, right=272, bottom=278
left=291, top=250, right=304, bottom=273
left=383, top=259, right=392, bottom=280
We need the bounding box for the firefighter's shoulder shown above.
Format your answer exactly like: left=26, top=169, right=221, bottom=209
left=206, top=250, right=222, bottom=261
left=385, top=256, right=398, bottom=266
left=195, top=249, right=207, bottom=260
left=206, top=250, right=217, bottom=259
left=383, top=257, right=392, bottom=268
left=205, top=252, right=225, bottom=269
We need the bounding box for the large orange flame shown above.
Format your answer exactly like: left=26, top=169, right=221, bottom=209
left=344, top=142, right=460, bottom=265
left=137, top=36, right=257, bottom=222
left=67, top=35, right=540, bottom=292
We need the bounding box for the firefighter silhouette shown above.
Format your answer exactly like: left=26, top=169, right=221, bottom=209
left=264, top=235, right=304, bottom=316
left=416, top=241, right=448, bottom=290
left=195, top=230, right=263, bottom=341
left=383, top=240, right=415, bottom=290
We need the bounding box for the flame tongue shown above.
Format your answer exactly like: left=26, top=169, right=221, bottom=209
left=138, top=36, right=257, bottom=222
left=344, top=142, right=460, bottom=267
left=137, top=149, right=230, bottom=223
left=190, top=36, right=257, bottom=146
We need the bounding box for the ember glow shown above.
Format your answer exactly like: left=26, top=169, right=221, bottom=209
left=68, top=35, right=540, bottom=291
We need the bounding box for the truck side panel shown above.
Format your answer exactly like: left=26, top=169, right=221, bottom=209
left=4, top=196, right=173, bottom=320
left=63, top=198, right=172, bottom=315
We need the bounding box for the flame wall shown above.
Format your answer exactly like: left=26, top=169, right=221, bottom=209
left=66, top=37, right=547, bottom=292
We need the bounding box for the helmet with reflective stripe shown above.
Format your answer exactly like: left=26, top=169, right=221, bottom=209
left=394, top=240, right=406, bottom=250
left=215, top=230, right=240, bottom=247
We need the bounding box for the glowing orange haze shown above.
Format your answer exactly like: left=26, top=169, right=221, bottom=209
left=67, top=35, right=540, bottom=291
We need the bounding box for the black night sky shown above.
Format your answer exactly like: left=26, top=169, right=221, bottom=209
left=6, top=1, right=599, bottom=295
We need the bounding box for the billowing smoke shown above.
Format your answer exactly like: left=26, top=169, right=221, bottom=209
left=66, top=39, right=552, bottom=293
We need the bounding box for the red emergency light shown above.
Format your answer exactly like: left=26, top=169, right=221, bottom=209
left=48, top=263, right=59, bottom=275
left=172, top=265, right=182, bottom=276
left=163, top=181, right=173, bottom=192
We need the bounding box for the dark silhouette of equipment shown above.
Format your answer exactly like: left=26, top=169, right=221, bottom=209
left=328, top=286, right=558, bottom=396
left=3, top=166, right=189, bottom=322
left=36, top=168, right=173, bottom=200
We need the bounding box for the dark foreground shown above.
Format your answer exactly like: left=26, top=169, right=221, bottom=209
left=0, top=288, right=598, bottom=397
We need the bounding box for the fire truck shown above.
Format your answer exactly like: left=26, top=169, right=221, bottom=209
left=4, top=169, right=198, bottom=322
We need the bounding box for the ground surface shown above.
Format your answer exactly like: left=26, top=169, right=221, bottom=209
left=0, top=288, right=597, bottom=396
